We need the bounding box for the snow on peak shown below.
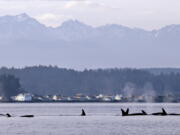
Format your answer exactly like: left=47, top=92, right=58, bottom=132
left=15, top=13, right=30, bottom=22
left=60, top=20, right=92, bottom=29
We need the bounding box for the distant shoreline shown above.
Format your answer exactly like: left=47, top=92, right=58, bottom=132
left=0, top=101, right=179, bottom=103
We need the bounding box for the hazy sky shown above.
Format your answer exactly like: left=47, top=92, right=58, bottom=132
left=0, top=0, right=180, bottom=30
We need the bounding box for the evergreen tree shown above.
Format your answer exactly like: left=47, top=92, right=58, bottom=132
left=0, top=74, right=22, bottom=101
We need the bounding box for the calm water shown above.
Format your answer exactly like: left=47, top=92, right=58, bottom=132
left=0, top=103, right=180, bottom=135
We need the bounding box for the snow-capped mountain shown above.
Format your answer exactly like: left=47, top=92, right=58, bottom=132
left=0, top=13, right=180, bottom=69
left=56, top=20, right=96, bottom=41
left=0, top=14, right=47, bottom=39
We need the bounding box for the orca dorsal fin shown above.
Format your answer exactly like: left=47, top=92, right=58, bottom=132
left=121, top=109, right=126, bottom=116
left=81, top=109, right=86, bottom=116
left=6, top=113, right=11, bottom=117
left=162, top=108, right=167, bottom=115
left=142, top=110, right=147, bottom=115
left=126, top=108, right=129, bottom=115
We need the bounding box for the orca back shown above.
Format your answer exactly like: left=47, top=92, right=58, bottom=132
left=6, top=113, right=11, bottom=117
left=21, top=115, right=34, bottom=118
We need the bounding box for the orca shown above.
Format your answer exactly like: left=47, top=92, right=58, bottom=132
left=121, top=108, right=147, bottom=116
left=151, top=108, right=167, bottom=116
left=81, top=109, right=86, bottom=116
left=20, top=115, right=34, bottom=118
left=6, top=113, right=11, bottom=118
left=158, top=108, right=180, bottom=116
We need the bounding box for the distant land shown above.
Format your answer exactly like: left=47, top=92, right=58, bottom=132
left=0, top=13, right=180, bottom=69
left=0, top=66, right=180, bottom=97
left=0, top=13, right=180, bottom=102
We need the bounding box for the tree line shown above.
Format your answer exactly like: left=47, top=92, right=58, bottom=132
left=0, top=74, right=22, bottom=100
left=0, top=66, right=180, bottom=96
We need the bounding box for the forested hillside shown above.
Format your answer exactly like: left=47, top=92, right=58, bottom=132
left=0, top=66, right=180, bottom=96
left=0, top=74, right=22, bottom=100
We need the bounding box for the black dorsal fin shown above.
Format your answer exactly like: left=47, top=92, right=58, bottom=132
left=162, top=108, right=167, bottom=115
left=81, top=109, right=86, bottom=116
left=142, top=110, right=147, bottom=115
left=126, top=108, right=129, bottom=115
left=121, top=109, right=126, bottom=116
left=6, top=113, right=11, bottom=117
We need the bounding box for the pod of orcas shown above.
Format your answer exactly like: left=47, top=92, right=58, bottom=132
left=81, top=108, right=180, bottom=116
left=0, top=110, right=86, bottom=118
left=121, top=108, right=180, bottom=116
left=0, top=113, right=34, bottom=118
left=1, top=108, right=179, bottom=118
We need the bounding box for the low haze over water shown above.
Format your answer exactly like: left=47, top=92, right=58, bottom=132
left=0, top=103, right=180, bottom=135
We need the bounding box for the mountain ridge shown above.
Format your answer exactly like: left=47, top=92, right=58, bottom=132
left=1, top=13, right=180, bottom=41
left=0, top=13, right=180, bottom=69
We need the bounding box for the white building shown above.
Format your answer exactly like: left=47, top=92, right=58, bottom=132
left=15, top=93, right=32, bottom=102
left=114, top=95, right=122, bottom=101
left=52, top=95, right=61, bottom=101
left=102, top=97, right=111, bottom=101
left=96, top=94, right=104, bottom=99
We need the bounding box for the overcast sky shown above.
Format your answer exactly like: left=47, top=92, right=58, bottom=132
left=0, top=0, right=180, bottom=30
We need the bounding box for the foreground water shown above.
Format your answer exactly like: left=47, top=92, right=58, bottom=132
left=0, top=103, right=180, bottom=135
